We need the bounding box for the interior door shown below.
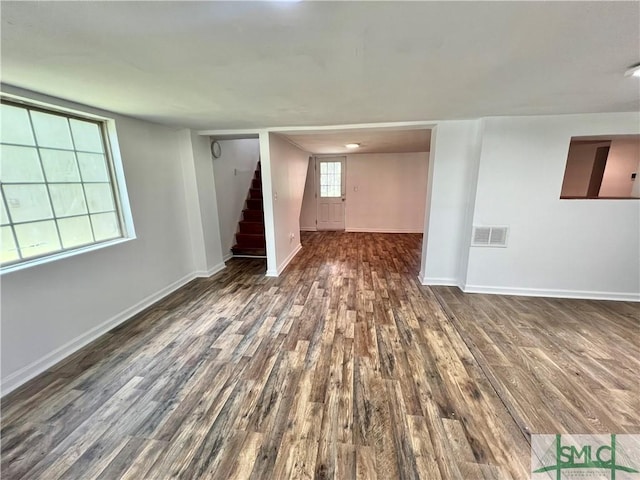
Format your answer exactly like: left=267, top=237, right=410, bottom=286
left=316, top=156, right=346, bottom=231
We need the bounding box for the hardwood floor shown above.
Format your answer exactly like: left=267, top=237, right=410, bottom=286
left=433, top=286, right=640, bottom=437
left=2, top=232, right=638, bottom=479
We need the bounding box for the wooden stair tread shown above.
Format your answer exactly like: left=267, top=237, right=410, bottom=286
left=236, top=233, right=265, bottom=240
left=231, top=245, right=266, bottom=256
left=242, top=209, right=264, bottom=221
left=233, top=161, right=265, bottom=258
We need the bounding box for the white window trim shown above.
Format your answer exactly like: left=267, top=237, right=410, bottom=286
left=0, top=237, right=135, bottom=275
left=0, top=93, right=136, bottom=274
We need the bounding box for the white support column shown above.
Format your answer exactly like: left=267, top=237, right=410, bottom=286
left=419, top=120, right=483, bottom=287
left=179, top=130, right=226, bottom=277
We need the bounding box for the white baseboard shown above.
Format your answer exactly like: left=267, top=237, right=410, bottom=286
left=278, top=243, right=302, bottom=275
left=300, top=226, right=317, bottom=232
left=346, top=227, right=423, bottom=233
left=1, top=271, right=202, bottom=397
left=266, top=243, right=302, bottom=277
left=463, top=284, right=640, bottom=302
left=222, top=252, right=233, bottom=262
left=420, top=276, right=460, bottom=287
left=194, top=262, right=226, bottom=278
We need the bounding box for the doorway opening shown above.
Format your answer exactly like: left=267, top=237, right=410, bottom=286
left=285, top=127, right=432, bottom=240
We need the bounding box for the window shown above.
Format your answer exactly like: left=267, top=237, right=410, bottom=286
left=1, top=99, right=126, bottom=268
left=560, top=135, right=640, bottom=199
left=319, top=161, right=342, bottom=197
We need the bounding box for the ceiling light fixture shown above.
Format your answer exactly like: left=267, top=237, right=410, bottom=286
left=625, top=63, right=640, bottom=77
left=345, top=143, right=360, bottom=148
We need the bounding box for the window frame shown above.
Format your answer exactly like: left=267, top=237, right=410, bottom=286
left=0, top=95, right=135, bottom=274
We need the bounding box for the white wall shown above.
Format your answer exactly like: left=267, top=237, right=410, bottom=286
left=299, top=152, right=429, bottom=233
left=560, top=142, right=606, bottom=197
left=465, top=113, right=640, bottom=300
left=190, top=131, right=226, bottom=271
left=420, top=120, right=483, bottom=285
left=600, top=136, right=640, bottom=197
left=266, top=133, right=310, bottom=275
left=1, top=88, right=225, bottom=394
left=300, top=156, right=316, bottom=231
left=179, top=130, right=209, bottom=273
left=633, top=156, right=640, bottom=198
left=211, top=139, right=260, bottom=256
left=345, top=153, right=428, bottom=232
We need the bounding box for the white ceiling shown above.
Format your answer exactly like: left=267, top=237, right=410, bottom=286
left=1, top=2, right=639, bottom=130
left=280, top=128, right=431, bottom=154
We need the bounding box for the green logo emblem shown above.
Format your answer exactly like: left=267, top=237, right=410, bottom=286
left=531, top=434, right=640, bottom=480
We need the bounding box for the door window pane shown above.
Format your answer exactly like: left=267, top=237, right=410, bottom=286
left=40, top=149, right=81, bottom=182
left=49, top=184, right=88, bottom=217
left=319, top=161, right=342, bottom=198
left=58, top=215, right=93, bottom=248
left=14, top=220, right=61, bottom=258
left=0, top=145, right=44, bottom=182
left=3, top=184, right=53, bottom=223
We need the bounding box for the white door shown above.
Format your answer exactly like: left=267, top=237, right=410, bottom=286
left=316, top=156, right=346, bottom=231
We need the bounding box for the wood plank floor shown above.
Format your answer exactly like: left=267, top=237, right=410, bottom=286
left=2, top=232, right=638, bottom=479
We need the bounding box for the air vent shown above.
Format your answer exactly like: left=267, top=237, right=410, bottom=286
left=472, top=226, right=508, bottom=247
left=473, top=227, right=491, bottom=245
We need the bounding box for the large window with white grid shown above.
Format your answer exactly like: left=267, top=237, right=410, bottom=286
left=1, top=99, right=127, bottom=269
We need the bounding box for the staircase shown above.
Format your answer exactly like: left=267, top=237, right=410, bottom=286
left=231, top=162, right=266, bottom=257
